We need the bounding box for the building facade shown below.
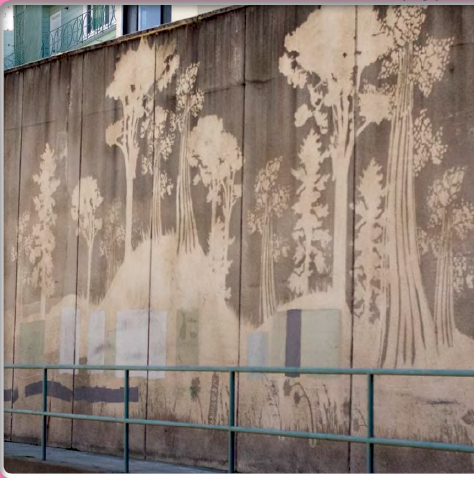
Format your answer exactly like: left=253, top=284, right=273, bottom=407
left=3, top=4, right=226, bottom=70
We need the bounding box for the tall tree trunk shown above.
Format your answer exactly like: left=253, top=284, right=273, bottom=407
left=210, top=192, right=217, bottom=260
left=223, top=203, right=232, bottom=266
left=17, top=254, right=24, bottom=319
left=152, top=159, right=162, bottom=239
left=86, top=241, right=93, bottom=307
left=221, top=183, right=235, bottom=291
left=332, top=143, right=350, bottom=302
left=40, top=261, right=46, bottom=321
left=125, top=176, right=134, bottom=258
left=303, top=224, right=312, bottom=295
left=176, top=110, right=198, bottom=253
left=379, top=45, right=436, bottom=368
left=434, top=214, right=454, bottom=347
left=259, top=217, right=276, bottom=323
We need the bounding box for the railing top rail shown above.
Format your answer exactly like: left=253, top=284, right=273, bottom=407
left=4, top=364, right=474, bottom=377
left=48, top=4, right=116, bottom=38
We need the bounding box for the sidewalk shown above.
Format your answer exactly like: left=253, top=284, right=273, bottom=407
left=3, top=442, right=218, bottom=474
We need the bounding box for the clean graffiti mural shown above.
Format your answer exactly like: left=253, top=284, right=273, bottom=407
left=5, top=5, right=474, bottom=472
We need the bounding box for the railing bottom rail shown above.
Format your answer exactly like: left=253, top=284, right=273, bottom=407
left=4, top=364, right=474, bottom=473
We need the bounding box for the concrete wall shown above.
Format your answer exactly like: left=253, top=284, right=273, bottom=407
left=4, top=5, right=474, bottom=473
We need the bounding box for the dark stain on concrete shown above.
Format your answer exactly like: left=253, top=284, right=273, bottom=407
left=4, top=388, right=19, bottom=404
left=24, top=380, right=139, bottom=403
left=285, top=309, right=302, bottom=377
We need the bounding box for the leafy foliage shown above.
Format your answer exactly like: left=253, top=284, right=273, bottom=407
left=248, top=157, right=290, bottom=321
left=29, top=144, right=60, bottom=305
left=248, top=157, right=290, bottom=235
left=288, top=130, right=331, bottom=296
left=100, top=199, right=125, bottom=287
left=414, top=109, right=447, bottom=175
left=71, top=177, right=103, bottom=247
left=188, top=115, right=243, bottom=297
left=354, top=160, right=386, bottom=323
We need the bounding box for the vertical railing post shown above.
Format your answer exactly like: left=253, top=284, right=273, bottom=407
left=366, top=373, right=374, bottom=473
left=124, top=369, right=129, bottom=473
left=41, top=368, right=48, bottom=461
left=228, top=370, right=235, bottom=473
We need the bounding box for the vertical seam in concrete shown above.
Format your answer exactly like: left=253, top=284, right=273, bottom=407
left=235, top=7, right=248, bottom=471
left=144, top=36, right=158, bottom=461
left=71, top=53, right=85, bottom=450
left=10, top=70, right=25, bottom=441
left=348, top=5, right=359, bottom=474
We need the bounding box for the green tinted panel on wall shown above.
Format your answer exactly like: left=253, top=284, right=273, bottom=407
left=19, top=321, right=45, bottom=363
left=176, top=309, right=199, bottom=365
left=301, top=309, right=341, bottom=368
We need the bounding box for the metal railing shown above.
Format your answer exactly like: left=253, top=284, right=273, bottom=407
left=4, top=52, right=16, bottom=70
left=41, top=5, right=116, bottom=58
left=4, top=6, right=116, bottom=70
left=4, top=365, right=474, bottom=473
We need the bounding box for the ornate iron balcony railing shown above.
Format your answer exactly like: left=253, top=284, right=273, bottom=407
left=4, top=6, right=116, bottom=70
left=4, top=52, right=16, bottom=70
left=41, top=5, right=116, bottom=58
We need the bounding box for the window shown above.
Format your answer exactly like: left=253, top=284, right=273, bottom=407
left=84, top=5, right=112, bottom=37
left=50, top=11, right=61, bottom=54
left=123, top=5, right=171, bottom=35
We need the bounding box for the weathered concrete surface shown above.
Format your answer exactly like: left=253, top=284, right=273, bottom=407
left=3, top=442, right=216, bottom=474
left=11, top=55, right=84, bottom=449
left=238, top=5, right=353, bottom=472
left=4, top=5, right=474, bottom=473
left=4, top=69, right=23, bottom=442
left=70, top=37, right=149, bottom=459
left=143, top=9, right=245, bottom=469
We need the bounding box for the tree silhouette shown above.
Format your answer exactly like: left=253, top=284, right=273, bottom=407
left=426, top=167, right=474, bottom=347
left=173, top=63, right=204, bottom=253
left=105, top=38, right=156, bottom=258
left=71, top=177, right=103, bottom=306
left=375, top=7, right=453, bottom=367
left=140, top=41, right=180, bottom=239
left=453, top=254, right=474, bottom=296
left=188, top=115, right=243, bottom=292
left=99, top=199, right=125, bottom=288
left=279, top=7, right=392, bottom=302
left=354, top=159, right=386, bottom=324
left=141, top=104, right=175, bottom=238
left=248, top=157, right=290, bottom=323
left=11, top=211, right=32, bottom=317
left=29, top=144, right=60, bottom=320
left=288, top=129, right=331, bottom=296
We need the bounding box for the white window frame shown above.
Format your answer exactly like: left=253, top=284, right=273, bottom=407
left=82, top=5, right=113, bottom=40
left=50, top=11, right=62, bottom=54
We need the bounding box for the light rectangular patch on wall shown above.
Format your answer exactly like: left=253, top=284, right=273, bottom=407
left=115, top=310, right=148, bottom=378
left=247, top=331, right=268, bottom=378
left=300, top=309, right=341, bottom=368
left=176, top=309, right=199, bottom=366
left=270, top=311, right=286, bottom=367
left=59, top=307, right=80, bottom=374
left=19, top=321, right=45, bottom=364
left=148, top=311, right=166, bottom=379
left=105, top=329, right=116, bottom=366
left=87, top=310, right=106, bottom=374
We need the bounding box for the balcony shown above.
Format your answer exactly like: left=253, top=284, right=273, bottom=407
left=42, top=6, right=116, bottom=57
left=4, top=6, right=116, bottom=71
